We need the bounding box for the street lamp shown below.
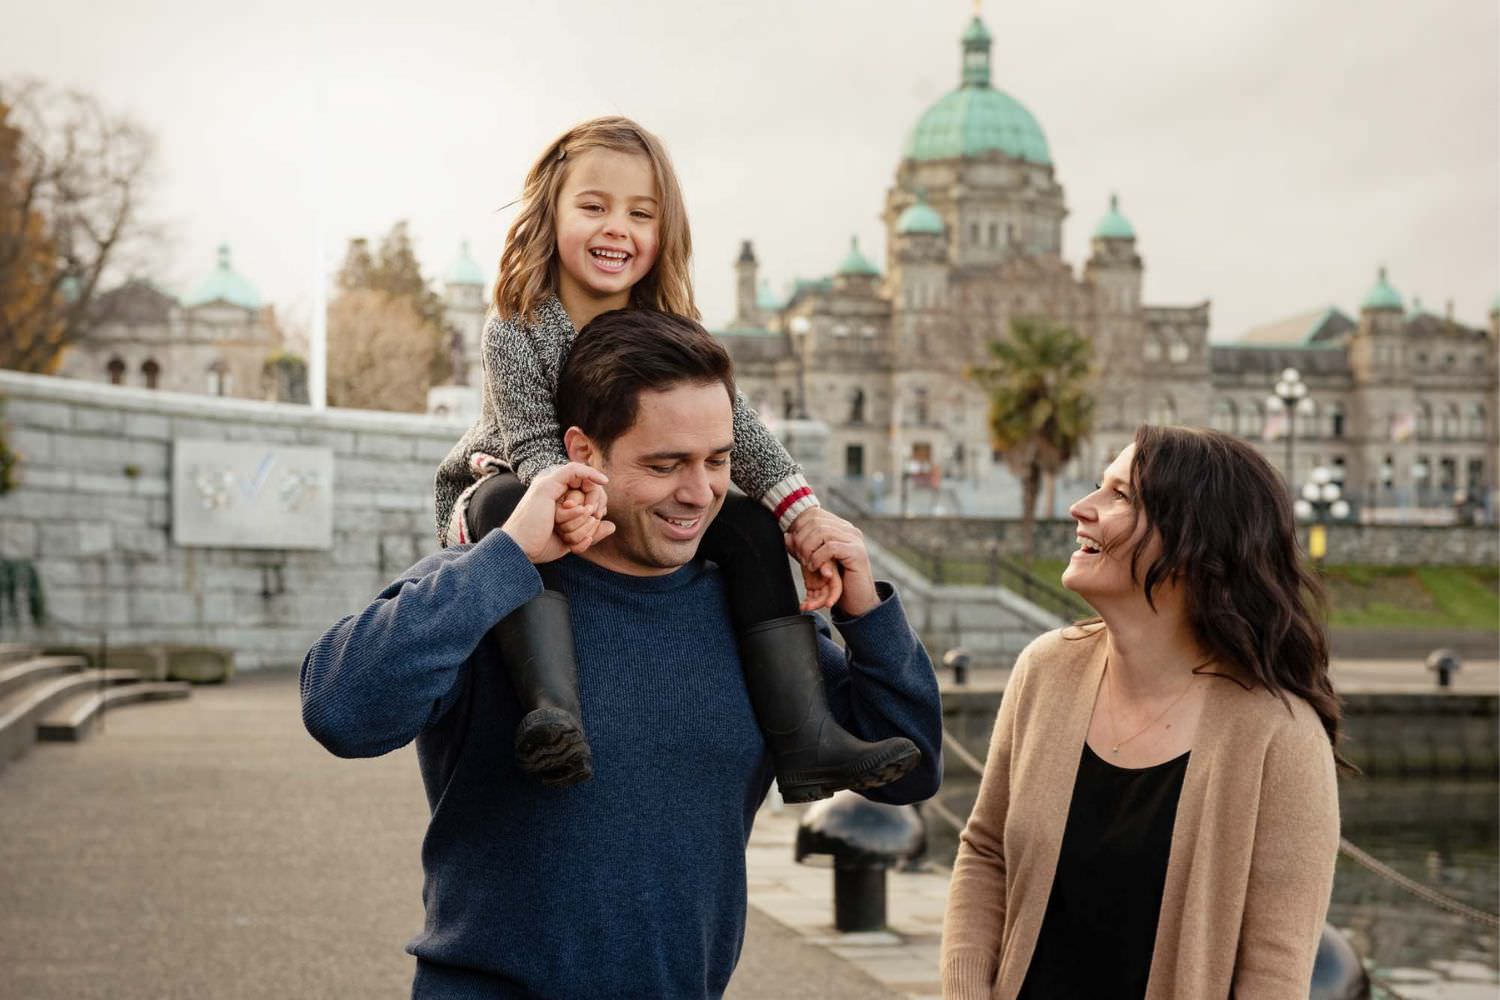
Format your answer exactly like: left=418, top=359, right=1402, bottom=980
left=1266, top=367, right=1316, bottom=489
left=1294, top=465, right=1351, bottom=563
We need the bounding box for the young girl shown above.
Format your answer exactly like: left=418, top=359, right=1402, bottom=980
left=433, top=116, right=920, bottom=802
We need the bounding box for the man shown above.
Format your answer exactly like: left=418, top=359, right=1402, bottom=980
left=300, top=309, right=943, bottom=999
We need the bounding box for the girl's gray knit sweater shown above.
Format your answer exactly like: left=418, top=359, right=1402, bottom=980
left=433, top=295, right=817, bottom=546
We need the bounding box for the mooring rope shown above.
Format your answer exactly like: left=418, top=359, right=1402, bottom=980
left=937, top=732, right=1500, bottom=929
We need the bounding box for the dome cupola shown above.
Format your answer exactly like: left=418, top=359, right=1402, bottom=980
left=902, top=13, right=1051, bottom=165
left=1360, top=266, right=1403, bottom=312
left=1093, top=193, right=1135, bottom=241
left=185, top=244, right=261, bottom=310
left=445, top=241, right=486, bottom=286
left=838, top=236, right=880, bottom=276
left=897, top=194, right=945, bottom=236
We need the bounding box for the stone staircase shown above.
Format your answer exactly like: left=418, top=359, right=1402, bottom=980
left=0, top=643, right=191, bottom=773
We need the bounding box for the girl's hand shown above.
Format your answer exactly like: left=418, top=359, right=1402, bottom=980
left=556, top=491, right=614, bottom=554
left=797, top=558, right=843, bottom=613
left=787, top=509, right=879, bottom=617
left=502, top=464, right=611, bottom=563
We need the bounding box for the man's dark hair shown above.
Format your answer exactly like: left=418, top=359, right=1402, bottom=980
left=556, top=308, right=736, bottom=453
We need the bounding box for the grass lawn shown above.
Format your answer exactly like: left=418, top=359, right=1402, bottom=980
left=886, top=547, right=1497, bottom=632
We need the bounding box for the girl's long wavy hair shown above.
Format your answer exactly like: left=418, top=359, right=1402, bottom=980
left=493, top=116, right=697, bottom=324
left=1094, top=425, right=1346, bottom=763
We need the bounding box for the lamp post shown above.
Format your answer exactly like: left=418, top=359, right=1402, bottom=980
left=1294, top=465, right=1351, bottom=564
left=1266, top=367, right=1315, bottom=490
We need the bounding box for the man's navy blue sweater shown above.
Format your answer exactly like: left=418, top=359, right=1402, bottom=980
left=300, top=528, right=943, bottom=1000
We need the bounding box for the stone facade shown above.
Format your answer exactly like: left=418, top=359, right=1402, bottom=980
left=56, top=246, right=286, bottom=403
left=717, top=14, right=1498, bottom=517
left=0, top=369, right=463, bottom=670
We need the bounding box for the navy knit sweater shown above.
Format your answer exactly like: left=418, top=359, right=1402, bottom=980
left=300, top=528, right=943, bottom=1000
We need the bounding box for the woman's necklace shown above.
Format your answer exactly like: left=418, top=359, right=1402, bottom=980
left=1102, top=659, right=1199, bottom=754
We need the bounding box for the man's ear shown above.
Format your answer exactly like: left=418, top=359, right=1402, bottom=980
left=563, top=426, right=598, bottom=466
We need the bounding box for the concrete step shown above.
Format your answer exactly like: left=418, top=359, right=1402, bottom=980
left=0, top=669, right=142, bottom=768
left=0, top=643, right=39, bottom=667
left=37, top=681, right=192, bottom=743
left=0, top=656, right=89, bottom=703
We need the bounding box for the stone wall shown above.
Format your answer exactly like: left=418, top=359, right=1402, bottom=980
left=850, top=513, right=1500, bottom=567
left=0, top=370, right=466, bottom=670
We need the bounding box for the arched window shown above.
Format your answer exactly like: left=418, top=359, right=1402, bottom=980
left=914, top=388, right=929, bottom=426
left=1212, top=399, right=1237, bottom=433
left=1416, top=402, right=1432, bottom=438
left=1149, top=396, right=1177, bottom=427
left=1328, top=402, right=1345, bottom=439
left=1297, top=400, right=1318, bottom=439
left=1168, top=335, right=1190, bottom=364
left=1467, top=403, right=1487, bottom=439
left=206, top=361, right=228, bottom=397
left=141, top=359, right=160, bottom=390
left=1441, top=403, right=1460, bottom=440
left=106, top=357, right=126, bottom=385
left=1142, top=335, right=1163, bottom=362
left=1241, top=401, right=1263, bottom=438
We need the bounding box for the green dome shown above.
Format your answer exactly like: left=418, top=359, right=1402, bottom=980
left=838, top=236, right=879, bottom=276
left=185, top=244, right=260, bottom=310
left=756, top=280, right=782, bottom=312
left=897, top=197, right=945, bottom=235
left=445, top=241, right=486, bottom=286
left=1360, top=266, right=1402, bottom=312
left=902, top=15, right=1051, bottom=165
left=1093, top=193, right=1135, bottom=240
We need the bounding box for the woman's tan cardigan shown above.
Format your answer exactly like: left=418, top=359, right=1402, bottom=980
left=941, top=625, right=1340, bottom=999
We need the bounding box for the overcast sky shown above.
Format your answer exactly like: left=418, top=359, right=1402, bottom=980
left=5, top=0, right=1497, bottom=342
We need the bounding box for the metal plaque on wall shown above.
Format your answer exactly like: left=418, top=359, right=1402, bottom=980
left=172, top=439, right=334, bottom=549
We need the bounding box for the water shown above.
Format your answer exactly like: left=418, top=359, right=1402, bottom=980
left=925, top=778, right=1499, bottom=998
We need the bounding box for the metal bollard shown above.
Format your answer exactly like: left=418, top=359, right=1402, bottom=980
left=794, top=792, right=926, bottom=933
left=942, top=647, right=971, bottom=686
left=1425, top=648, right=1462, bottom=689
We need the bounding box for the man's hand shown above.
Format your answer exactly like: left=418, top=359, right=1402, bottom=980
left=787, top=508, right=879, bottom=617
left=502, top=463, right=614, bottom=564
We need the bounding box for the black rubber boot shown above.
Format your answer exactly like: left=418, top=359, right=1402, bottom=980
left=740, top=615, right=921, bottom=804
left=492, top=592, right=593, bottom=787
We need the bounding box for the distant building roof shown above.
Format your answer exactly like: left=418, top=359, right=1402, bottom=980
left=1233, top=305, right=1354, bottom=347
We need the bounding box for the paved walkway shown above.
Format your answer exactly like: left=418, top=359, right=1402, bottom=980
left=0, top=671, right=901, bottom=1000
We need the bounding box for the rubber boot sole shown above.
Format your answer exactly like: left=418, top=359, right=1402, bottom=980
left=777, top=741, right=922, bottom=805
left=515, top=707, right=593, bottom=787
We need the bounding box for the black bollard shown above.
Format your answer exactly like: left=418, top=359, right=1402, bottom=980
left=833, top=863, right=887, bottom=932
left=1425, top=648, right=1461, bottom=690
left=795, top=792, right=925, bottom=935
left=942, top=648, right=971, bottom=686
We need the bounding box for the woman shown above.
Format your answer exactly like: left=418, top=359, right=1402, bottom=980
left=941, top=426, right=1343, bottom=999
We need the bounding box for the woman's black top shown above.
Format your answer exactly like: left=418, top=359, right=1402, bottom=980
left=1016, top=743, right=1190, bottom=1000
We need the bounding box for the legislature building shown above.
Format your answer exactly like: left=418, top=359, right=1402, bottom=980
left=716, top=12, right=1498, bottom=518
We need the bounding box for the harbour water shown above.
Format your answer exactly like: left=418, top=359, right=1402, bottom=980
left=927, top=777, right=1499, bottom=998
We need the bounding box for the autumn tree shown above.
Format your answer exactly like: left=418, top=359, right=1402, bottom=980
left=326, top=289, right=445, bottom=412
left=0, top=79, right=158, bottom=373
left=332, top=221, right=451, bottom=395
left=971, top=317, right=1095, bottom=562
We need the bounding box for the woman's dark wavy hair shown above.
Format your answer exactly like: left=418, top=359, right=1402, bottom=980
left=1099, top=425, right=1347, bottom=765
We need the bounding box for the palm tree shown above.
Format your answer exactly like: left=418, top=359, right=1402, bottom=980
left=971, top=317, right=1095, bottom=563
